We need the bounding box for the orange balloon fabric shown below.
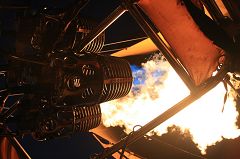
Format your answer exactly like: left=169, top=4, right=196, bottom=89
left=136, top=0, right=225, bottom=85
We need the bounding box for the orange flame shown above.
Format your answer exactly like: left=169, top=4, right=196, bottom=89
left=100, top=55, right=240, bottom=154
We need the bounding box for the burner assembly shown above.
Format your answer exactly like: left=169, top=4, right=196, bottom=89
left=1, top=0, right=133, bottom=140
left=12, top=54, right=132, bottom=140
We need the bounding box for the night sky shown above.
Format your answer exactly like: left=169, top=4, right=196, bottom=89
left=1, top=0, right=240, bottom=159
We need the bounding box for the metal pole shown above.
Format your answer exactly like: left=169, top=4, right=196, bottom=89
left=75, top=6, right=127, bottom=53
left=1, top=98, right=21, bottom=120
left=0, top=6, right=29, bottom=9
left=202, top=0, right=225, bottom=23
left=97, top=68, right=227, bottom=159
left=6, top=135, right=31, bottom=159
left=221, top=0, right=240, bottom=23
left=124, top=2, right=196, bottom=91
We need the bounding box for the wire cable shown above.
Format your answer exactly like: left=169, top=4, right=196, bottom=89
left=122, top=124, right=208, bottom=159
left=145, top=135, right=208, bottom=159
left=10, top=56, right=48, bottom=65
left=104, top=37, right=147, bottom=47
left=98, top=47, right=127, bottom=54
left=100, top=37, right=148, bottom=54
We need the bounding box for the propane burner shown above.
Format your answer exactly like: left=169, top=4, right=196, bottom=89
left=62, top=54, right=133, bottom=105
left=5, top=53, right=133, bottom=140
left=30, top=104, right=102, bottom=141
left=0, top=0, right=133, bottom=142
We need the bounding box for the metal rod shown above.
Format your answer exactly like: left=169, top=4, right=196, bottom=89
left=63, top=0, right=90, bottom=23
left=98, top=67, right=227, bottom=158
left=1, top=98, right=21, bottom=120
left=10, top=56, right=47, bottom=65
left=124, top=2, right=195, bottom=91
left=6, top=135, right=31, bottom=159
left=1, top=94, right=23, bottom=120
left=0, top=89, right=7, bottom=93
left=202, top=0, right=225, bottom=22
left=0, top=6, right=29, bottom=9
left=75, top=6, right=127, bottom=53
left=221, top=0, right=240, bottom=22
